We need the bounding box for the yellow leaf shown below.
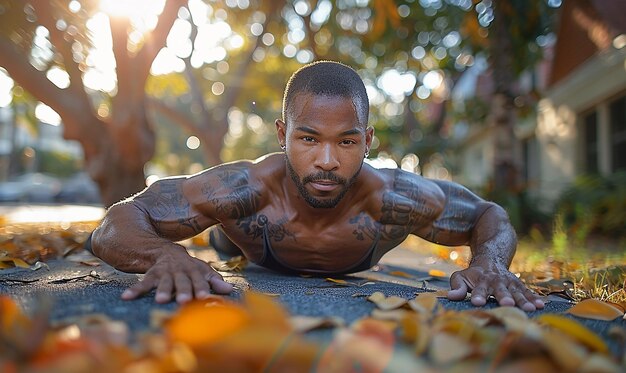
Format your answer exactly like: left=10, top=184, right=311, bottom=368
left=408, top=293, right=439, bottom=314
left=400, top=314, right=430, bottom=355
left=536, top=314, right=608, bottom=354
left=566, top=298, right=624, bottom=321
left=541, top=329, right=588, bottom=371
left=165, top=299, right=249, bottom=348
left=325, top=277, right=349, bottom=285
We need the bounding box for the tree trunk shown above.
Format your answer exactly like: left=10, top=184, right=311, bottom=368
left=489, top=2, right=521, bottom=193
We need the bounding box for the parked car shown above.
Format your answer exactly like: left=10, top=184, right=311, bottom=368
left=55, top=172, right=101, bottom=204
left=0, top=172, right=62, bottom=203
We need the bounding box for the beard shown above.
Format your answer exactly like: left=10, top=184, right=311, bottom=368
left=286, top=156, right=361, bottom=209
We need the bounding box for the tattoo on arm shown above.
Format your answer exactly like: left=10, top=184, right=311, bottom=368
left=349, top=213, right=380, bottom=241
left=136, top=178, right=204, bottom=237
left=379, top=170, right=437, bottom=241
left=236, top=214, right=296, bottom=242
left=202, top=168, right=261, bottom=220
left=429, top=181, right=477, bottom=242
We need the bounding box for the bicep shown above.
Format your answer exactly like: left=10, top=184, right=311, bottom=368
left=413, top=180, right=490, bottom=246
left=133, top=176, right=218, bottom=241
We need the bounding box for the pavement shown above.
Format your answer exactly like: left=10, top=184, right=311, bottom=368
left=0, top=204, right=625, bottom=359
left=0, top=247, right=624, bottom=351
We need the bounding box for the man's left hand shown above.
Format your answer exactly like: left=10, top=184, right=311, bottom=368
left=447, top=262, right=545, bottom=312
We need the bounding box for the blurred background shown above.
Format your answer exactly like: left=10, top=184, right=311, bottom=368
left=0, top=0, right=624, bottom=243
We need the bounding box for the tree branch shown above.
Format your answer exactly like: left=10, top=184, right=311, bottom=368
left=0, top=37, right=99, bottom=140
left=133, top=0, right=186, bottom=102
left=147, top=97, right=220, bottom=165
left=32, top=1, right=91, bottom=111
left=109, top=16, right=133, bottom=110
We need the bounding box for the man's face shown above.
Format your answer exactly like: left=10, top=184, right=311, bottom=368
left=276, top=93, right=373, bottom=209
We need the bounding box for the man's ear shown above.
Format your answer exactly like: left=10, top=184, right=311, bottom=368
left=365, top=126, right=374, bottom=150
left=275, top=119, right=287, bottom=147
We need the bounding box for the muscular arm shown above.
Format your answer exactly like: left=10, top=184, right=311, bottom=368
left=385, top=170, right=543, bottom=311
left=91, top=162, right=261, bottom=303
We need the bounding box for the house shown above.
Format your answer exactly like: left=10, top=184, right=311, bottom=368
left=535, top=0, right=626, bottom=206
left=453, top=0, right=626, bottom=211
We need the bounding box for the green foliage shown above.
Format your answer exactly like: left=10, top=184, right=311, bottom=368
left=555, top=172, right=626, bottom=239
left=37, top=149, right=81, bottom=177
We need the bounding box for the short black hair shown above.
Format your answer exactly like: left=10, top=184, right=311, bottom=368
left=282, top=60, right=369, bottom=127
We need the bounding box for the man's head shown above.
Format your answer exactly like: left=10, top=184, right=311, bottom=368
left=276, top=61, right=373, bottom=209
left=281, top=60, right=369, bottom=127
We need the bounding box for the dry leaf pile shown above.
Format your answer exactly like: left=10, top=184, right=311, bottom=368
left=0, top=225, right=93, bottom=270
left=1, top=290, right=625, bottom=373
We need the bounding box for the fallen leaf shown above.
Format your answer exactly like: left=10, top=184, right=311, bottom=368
left=578, top=353, right=623, bottom=373
left=536, top=314, right=608, bottom=353
left=0, top=257, right=30, bottom=268
left=165, top=298, right=249, bottom=348
left=261, top=293, right=281, bottom=297
left=428, top=269, right=447, bottom=278
left=429, top=333, right=474, bottom=365
left=566, top=298, right=624, bottom=321
left=389, top=270, right=414, bottom=278
left=367, top=292, right=408, bottom=310
left=211, top=255, right=248, bottom=272
left=371, top=308, right=410, bottom=322
left=30, top=261, right=49, bottom=271
left=316, top=318, right=395, bottom=372
left=541, top=329, right=588, bottom=371
left=289, top=316, right=344, bottom=332
left=408, top=293, right=439, bottom=314
left=325, top=277, right=349, bottom=285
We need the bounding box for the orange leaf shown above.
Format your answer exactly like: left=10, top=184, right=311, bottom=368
left=243, top=291, right=291, bottom=331
left=165, top=298, right=249, bottom=348
left=389, top=270, right=414, bottom=279
left=428, top=269, right=447, bottom=278
left=566, top=298, right=624, bottom=321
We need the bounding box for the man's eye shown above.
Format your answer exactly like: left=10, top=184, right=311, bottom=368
left=302, top=136, right=316, bottom=142
left=341, top=139, right=356, bottom=145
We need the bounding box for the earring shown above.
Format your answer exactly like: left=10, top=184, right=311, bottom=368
left=280, top=144, right=286, bottom=151
left=364, top=150, right=370, bottom=158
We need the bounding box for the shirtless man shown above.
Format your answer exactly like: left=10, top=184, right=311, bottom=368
left=90, top=61, right=544, bottom=311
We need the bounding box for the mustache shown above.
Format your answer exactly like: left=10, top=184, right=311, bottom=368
left=302, top=171, right=347, bottom=185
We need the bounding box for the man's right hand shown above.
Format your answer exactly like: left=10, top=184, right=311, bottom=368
left=120, top=248, right=233, bottom=304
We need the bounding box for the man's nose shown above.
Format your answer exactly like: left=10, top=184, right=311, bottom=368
left=314, top=143, right=340, bottom=171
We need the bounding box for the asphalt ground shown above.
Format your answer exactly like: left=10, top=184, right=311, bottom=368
left=0, top=248, right=624, bottom=356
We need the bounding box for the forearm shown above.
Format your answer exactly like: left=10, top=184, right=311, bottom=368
left=91, top=201, right=188, bottom=273
left=469, top=203, right=517, bottom=269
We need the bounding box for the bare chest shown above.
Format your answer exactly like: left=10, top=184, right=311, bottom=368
left=220, top=211, right=397, bottom=273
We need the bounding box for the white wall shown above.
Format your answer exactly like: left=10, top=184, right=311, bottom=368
left=536, top=46, right=626, bottom=209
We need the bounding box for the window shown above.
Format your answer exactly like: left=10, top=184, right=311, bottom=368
left=609, top=95, right=626, bottom=172
left=583, top=110, right=598, bottom=174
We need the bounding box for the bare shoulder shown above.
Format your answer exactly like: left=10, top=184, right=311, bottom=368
left=180, top=154, right=284, bottom=220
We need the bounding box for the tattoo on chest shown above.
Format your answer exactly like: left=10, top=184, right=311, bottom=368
left=349, top=213, right=380, bottom=241
left=139, top=179, right=203, bottom=235
left=236, top=214, right=296, bottom=242
left=202, top=168, right=261, bottom=219
left=379, top=171, right=436, bottom=240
